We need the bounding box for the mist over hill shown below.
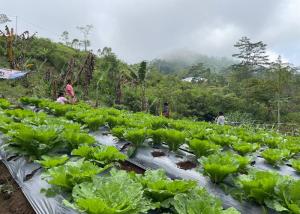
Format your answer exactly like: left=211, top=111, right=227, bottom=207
left=150, top=49, right=236, bottom=74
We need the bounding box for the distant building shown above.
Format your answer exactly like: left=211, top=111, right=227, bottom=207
left=182, top=76, right=208, bottom=83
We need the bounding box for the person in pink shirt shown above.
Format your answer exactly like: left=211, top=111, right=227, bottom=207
left=65, top=80, right=74, bottom=96
left=65, top=80, right=76, bottom=103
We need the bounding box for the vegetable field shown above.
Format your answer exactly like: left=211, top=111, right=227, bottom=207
left=0, top=97, right=300, bottom=214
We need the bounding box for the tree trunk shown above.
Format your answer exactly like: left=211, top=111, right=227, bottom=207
left=115, top=80, right=122, bottom=105
left=141, top=83, right=146, bottom=111
left=277, top=99, right=281, bottom=130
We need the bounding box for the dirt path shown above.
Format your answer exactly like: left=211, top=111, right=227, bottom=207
left=0, top=162, right=35, bottom=214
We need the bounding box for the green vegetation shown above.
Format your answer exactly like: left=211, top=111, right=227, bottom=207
left=137, top=169, right=197, bottom=207
left=236, top=170, right=300, bottom=213
left=2, top=12, right=300, bottom=211
left=189, top=139, right=221, bottom=157
left=232, top=142, right=260, bottom=155
left=200, top=152, right=250, bottom=183
left=67, top=169, right=154, bottom=214
left=2, top=34, right=300, bottom=128
left=2, top=97, right=300, bottom=213
left=261, top=148, right=290, bottom=165
left=71, top=144, right=127, bottom=165
left=35, top=155, right=69, bottom=168
left=173, top=189, right=240, bottom=214
left=291, top=159, right=300, bottom=172
left=45, top=159, right=110, bottom=190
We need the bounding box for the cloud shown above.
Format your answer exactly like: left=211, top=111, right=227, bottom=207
left=1, top=0, right=300, bottom=65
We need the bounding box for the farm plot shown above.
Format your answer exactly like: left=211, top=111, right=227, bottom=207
left=0, top=97, right=239, bottom=214
left=0, top=97, right=300, bottom=213
left=18, top=97, right=300, bottom=213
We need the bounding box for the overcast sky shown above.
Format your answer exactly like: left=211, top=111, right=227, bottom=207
left=1, top=0, right=300, bottom=64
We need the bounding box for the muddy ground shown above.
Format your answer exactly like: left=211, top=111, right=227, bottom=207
left=0, top=162, right=35, bottom=214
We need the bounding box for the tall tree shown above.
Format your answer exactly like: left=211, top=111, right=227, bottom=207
left=71, top=38, right=79, bottom=49
left=230, top=37, right=270, bottom=95
left=232, top=36, right=269, bottom=67
left=0, top=26, right=15, bottom=69
left=77, top=25, right=93, bottom=51
left=0, top=14, right=11, bottom=24
left=60, top=31, right=69, bottom=46
left=268, top=56, right=295, bottom=127
left=138, top=61, right=147, bottom=111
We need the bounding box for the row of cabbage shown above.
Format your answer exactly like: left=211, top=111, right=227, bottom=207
left=17, top=97, right=300, bottom=213
left=0, top=98, right=239, bottom=214
left=19, top=97, right=300, bottom=170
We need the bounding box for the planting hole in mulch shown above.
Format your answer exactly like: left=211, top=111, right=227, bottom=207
left=0, top=161, right=35, bottom=214
left=119, top=161, right=145, bottom=174
left=151, top=150, right=166, bottom=157
left=24, top=167, right=42, bottom=182
left=176, top=160, right=197, bottom=170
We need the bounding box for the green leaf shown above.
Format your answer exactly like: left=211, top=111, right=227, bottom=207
left=236, top=170, right=280, bottom=204
left=36, top=155, right=69, bottom=168
left=261, top=148, right=290, bottom=165
left=200, top=152, right=250, bottom=183
left=125, top=129, right=147, bottom=146
left=44, top=159, right=109, bottom=190
left=137, top=169, right=197, bottom=207
left=189, top=139, right=221, bottom=157
left=69, top=169, right=153, bottom=214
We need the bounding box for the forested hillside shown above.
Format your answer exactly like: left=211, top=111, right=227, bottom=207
left=1, top=33, right=300, bottom=126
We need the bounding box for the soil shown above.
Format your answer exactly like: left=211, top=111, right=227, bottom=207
left=119, top=161, right=145, bottom=174
left=0, top=162, right=35, bottom=214
left=176, top=160, right=197, bottom=170
left=151, top=150, right=166, bottom=157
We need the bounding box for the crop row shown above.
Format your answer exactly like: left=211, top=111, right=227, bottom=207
left=20, top=97, right=300, bottom=168
left=0, top=98, right=240, bottom=214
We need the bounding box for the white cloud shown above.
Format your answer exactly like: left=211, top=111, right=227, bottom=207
left=1, top=0, right=300, bottom=65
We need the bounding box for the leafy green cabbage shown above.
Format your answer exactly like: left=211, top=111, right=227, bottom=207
left=67, top=169, right=153, bottom=214
left=36, top=155, right=69, bottom=168
left=44, top=159, right=109, bottom=190
left=261, top=148, right=290, bottom=165
left=200, top=152, right=250, bottom=183
left=189, top=139, right=221, bottom=157
left=173, top=188, right=240, bottom=214
left=136, top=169, right=197, bottom=207
left=71, top=144, right=127, bottom=165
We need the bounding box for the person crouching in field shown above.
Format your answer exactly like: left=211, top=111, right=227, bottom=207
left=56, top=92, right=68, bottom=104
left=65, top=80, right=76, bottom=104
